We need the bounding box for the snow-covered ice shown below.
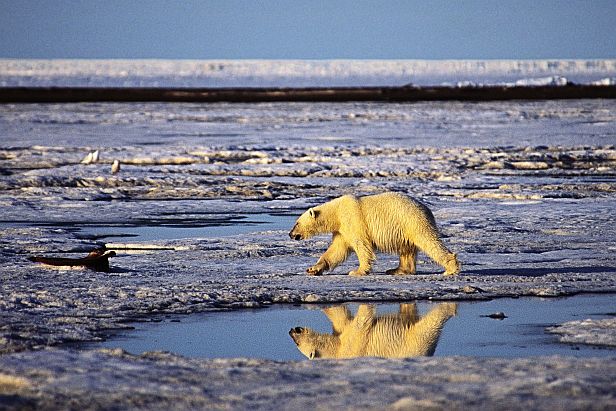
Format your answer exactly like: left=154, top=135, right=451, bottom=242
left=1, top=95, right=615, bottom=408
left=0, top=349, right=615, bottom=410
left=513, top=76, right=569, bottom=87
left=548, top=318, right=616, bottom=347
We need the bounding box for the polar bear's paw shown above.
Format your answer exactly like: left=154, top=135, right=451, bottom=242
left=307, top=265, right=325, bottom=276
left=386, top=267, right=416, bottom=276
left=443, top=254, right=461, bottom=276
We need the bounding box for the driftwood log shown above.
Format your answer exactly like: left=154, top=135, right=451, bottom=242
left=29, top=249, right=116, bottom=272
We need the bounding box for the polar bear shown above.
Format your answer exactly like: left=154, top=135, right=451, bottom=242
left=289, top=192, right=460, bottom=276
left=289, top=303, right=457, bottom=359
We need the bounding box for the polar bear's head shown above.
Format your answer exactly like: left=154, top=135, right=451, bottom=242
left=289, top=207, right=322, bottom=240
left=289, top=326, right=338, bottom=359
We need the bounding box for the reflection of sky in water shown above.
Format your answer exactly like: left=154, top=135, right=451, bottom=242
left=76, top=214, right=297, bottom=241
left=86, top=294, right=615, bottom=360
left=92, top=305, right=329, bottom=361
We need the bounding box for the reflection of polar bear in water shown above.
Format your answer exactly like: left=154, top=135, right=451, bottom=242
left=289, top=192, right=460, bottom=276
left=289, top=303, right=457, bottom=359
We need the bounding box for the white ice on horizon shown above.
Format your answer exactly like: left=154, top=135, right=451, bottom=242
left=1, top=59, right=615, bottom=87
left=591, top=77, right=616, bottom=86
left=513, top=76, right=569, bottom=87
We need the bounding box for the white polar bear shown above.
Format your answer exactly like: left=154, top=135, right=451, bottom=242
left=289, top=192, right=460, bottom=276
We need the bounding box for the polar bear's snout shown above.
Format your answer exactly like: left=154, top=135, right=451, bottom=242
left=289, top=224, right=302, bottom=240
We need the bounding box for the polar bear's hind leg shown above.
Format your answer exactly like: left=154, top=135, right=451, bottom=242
left=415, top=235, right=460, bottom=276
left=386, top=245, right=418, bottom=275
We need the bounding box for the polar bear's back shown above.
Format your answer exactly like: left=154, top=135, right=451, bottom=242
left=359, top=192, right=438, bottom=254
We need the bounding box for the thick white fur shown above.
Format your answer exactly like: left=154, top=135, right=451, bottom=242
left=289, top=192, right=460, bottom=276
left=289, top=303, right=457, bottom=359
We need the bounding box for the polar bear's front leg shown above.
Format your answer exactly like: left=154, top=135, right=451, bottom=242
left=307, top=260, right=328, bottom=276
left=323, top=306, right=352, bottom=333
left=349, top=240, right=375, bottom=276
left=307, top=234, right=349, bottom=275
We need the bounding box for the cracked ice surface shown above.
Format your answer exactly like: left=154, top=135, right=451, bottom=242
left=1, top=100, right=615, bottom=408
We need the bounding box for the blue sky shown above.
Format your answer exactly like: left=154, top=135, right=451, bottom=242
left=1, top=0, right=615, bottom=59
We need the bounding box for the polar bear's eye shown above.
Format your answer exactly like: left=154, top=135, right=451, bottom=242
left=309, top=351, right=316, bottom=359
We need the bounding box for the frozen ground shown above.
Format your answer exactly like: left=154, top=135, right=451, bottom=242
left=1, top=99, right=615, bottom=409
left=1, top=349, right=615, bottom=411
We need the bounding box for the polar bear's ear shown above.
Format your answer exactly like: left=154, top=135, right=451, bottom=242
left=309, top=208, right=320, bottom=219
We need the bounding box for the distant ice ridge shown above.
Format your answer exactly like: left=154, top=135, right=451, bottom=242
left=591, top=77, right=616, bottom=86
left=1, top=59, right=615, bottom=87
left=513, top=76, right=570, bottom=87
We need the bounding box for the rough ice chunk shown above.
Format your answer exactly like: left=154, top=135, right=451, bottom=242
left=514, top=76, right=569, bottom=87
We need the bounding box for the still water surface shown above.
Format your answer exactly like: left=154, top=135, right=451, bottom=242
left=85, top=294, right=615, bottom=360
left=75, top=214, right=297, bottom=241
